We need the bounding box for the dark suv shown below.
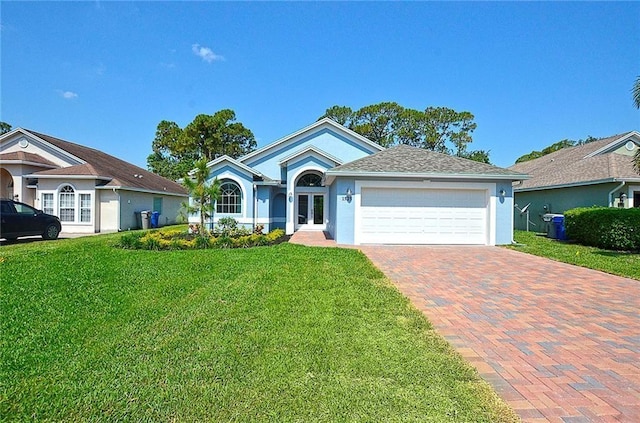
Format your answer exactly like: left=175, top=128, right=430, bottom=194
left=0, top=199, right=62, bottom=241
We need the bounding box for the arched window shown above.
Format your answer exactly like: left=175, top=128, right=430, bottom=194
left=59, top=185, right=75, bottom=222
left=296, top=173, right=323, bottom=187
left=217, top=181, right=241, bottom=214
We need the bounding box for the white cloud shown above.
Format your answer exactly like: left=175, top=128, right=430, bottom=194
left=57, top=90, right=78, bottom=99
left=191, top=44, right=224, bottom=63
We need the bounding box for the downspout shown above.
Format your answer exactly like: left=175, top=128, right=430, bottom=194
left=608, top=181, right=625, bottom=207
left=112, top=188, right=121, bottom=231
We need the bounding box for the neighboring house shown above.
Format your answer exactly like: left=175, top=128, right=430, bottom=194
left=194, top=118, right=527, bottom=245
left=0, top=128, right=187, bottom=233
left=509, top=131, right=640, bottom=231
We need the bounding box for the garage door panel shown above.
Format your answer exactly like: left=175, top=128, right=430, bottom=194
left=358, top=188, right=488, bottom=245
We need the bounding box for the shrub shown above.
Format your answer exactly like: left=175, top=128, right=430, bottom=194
left=213, top=217, right=252, bottom=238
left=564, top=207, right=640, bottom=251
left=117, top=227, right=286, bottom=251
left=118, top=232, right=143, bottom=249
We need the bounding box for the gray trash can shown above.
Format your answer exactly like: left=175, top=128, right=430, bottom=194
left=134, top=211, right=142, bottom=229
left=542, top=213, right=563, bottom=239
left=141, top=210, right=151, bottom=230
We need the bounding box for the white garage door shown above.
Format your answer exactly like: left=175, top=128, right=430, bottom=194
left=358, top=188, right=488, bottom=245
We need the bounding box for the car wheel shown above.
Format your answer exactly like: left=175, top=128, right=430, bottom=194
left=43, top=224, right=60, bottom=240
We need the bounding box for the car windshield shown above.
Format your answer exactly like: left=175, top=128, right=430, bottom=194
left=14, top=203, right=37, bottom=215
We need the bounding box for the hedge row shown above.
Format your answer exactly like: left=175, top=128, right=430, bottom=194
left=564, top=207, right=640, bottom=251
left=118, top=228, right=286, bottom=250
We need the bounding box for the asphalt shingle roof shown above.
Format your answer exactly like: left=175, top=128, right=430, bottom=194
left=0, top=151, right=58, bottom=167
left=509, top=132, right=640, bottom=190
left=329, top=144, right=526, bottom=178
left=27, top=130, right=187, bottom=196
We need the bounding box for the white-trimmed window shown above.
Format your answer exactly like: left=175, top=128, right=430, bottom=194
left=59, top=185, right=75, bottom=222
left=80, top=194, right=91, bottom=222
left=297, top=173, right=323, bottom=187
left=42, top=193, right=54, bottom=215
left=217, top=181, right=241, bottom=214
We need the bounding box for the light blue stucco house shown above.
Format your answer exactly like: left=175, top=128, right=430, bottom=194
left=193, top=118, right=528, bottom=245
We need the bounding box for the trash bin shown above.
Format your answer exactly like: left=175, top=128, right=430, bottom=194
left=141, top=210, right=151, bottom=230
left=542, top=213, right=563, bottom=239
left=151, top=211, right=160, bottom=228
left=553, top=215, right=567, bottom=241
left=134, top=211, right=142, bottom=229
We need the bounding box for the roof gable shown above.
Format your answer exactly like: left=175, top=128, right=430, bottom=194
left=239, top=118, right=383, bottom=165
left=201, top=155, right=262, bottom=177
left=0, top=128, right=84, bottom=167
left=278, top=145, right=343, bottom=167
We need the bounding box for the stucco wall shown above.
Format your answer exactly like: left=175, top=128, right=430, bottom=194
left=495, top=181, right=515, bottom=244
left=513, top=183, right=618, bottom=231
left=201, top=164, right=255, bottom=228
left=118, top=190, right=185, bottom=231
left=36, top=179, right=98, bottom=233
left=244, top=128, right=378, bottom=179
left=332, top=178, right=356, bottom=244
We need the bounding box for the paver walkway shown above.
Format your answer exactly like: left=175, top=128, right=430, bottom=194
left=290, top=232, right=640, bottom=422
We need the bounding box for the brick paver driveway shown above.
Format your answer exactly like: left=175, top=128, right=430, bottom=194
left=361, top=245, right=640, bottom=423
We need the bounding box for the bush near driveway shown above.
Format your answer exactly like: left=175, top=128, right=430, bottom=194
left=118, top=227, right=286, bottom=250
left=564, top=207, right=640, bottom=251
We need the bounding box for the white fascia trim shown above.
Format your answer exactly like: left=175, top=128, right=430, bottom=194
left=583, top=131, right=640, bottom=158
left=7, top=128, right=87, bottom=164
left=96, top=186, right=188, bottom=197
left=278, top=145, right=344, bottom=166
left=196, top=155, right=262, bottom=177
left=325, top=170, right=528, bottom=184
left=239, top=118, right=384, bottom=164
left=30, top=174, right=111, bottom=180
left=514, top=177, right=640, bottom=192
left=0, top=160, right=58, bottom=169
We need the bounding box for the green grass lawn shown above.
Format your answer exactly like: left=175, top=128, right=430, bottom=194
left=510, top=230, right=640, bottom=280
left=0, top=234, right=516, bottom=422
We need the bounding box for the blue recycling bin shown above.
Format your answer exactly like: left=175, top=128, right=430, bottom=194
left=552, top=215, right=567, bottom=241
left=150, top=211, right=160, bottom=228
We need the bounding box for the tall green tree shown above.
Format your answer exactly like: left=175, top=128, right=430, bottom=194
left=514, top=137, right=600, bottom=164
left=181, top=159, right=221, bottom=232
left=147, top=110, right=256, bottom=180
left=351, top=102, right=404, bottom=148
left=319, top=102, right=485, bottom=162
left=0, top=122, right=11, bottom=135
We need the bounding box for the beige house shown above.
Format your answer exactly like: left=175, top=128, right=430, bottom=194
left=0, top=128, right=187, bottom=233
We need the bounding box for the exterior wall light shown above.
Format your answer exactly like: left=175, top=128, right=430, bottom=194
left=345, top=188, right=353, bottom=203
left=499, top=189, right=506, bottom=197
left=288, top=192, right=293, bottom=202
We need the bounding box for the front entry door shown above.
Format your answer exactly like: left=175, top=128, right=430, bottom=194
left=296, top=194, right=325, bottom=229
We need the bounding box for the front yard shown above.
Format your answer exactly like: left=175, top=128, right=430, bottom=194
left=510, top=230, right=640, bottom=280
left=0, top=234, right=516, bottom=422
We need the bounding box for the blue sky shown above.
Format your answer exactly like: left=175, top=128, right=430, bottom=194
left=2, top=1, right=639, bottom=169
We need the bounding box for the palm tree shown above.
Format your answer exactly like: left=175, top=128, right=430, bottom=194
left=181, top=158, right=220, bottom=233
left=634, top=76, right=640, bottom=173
